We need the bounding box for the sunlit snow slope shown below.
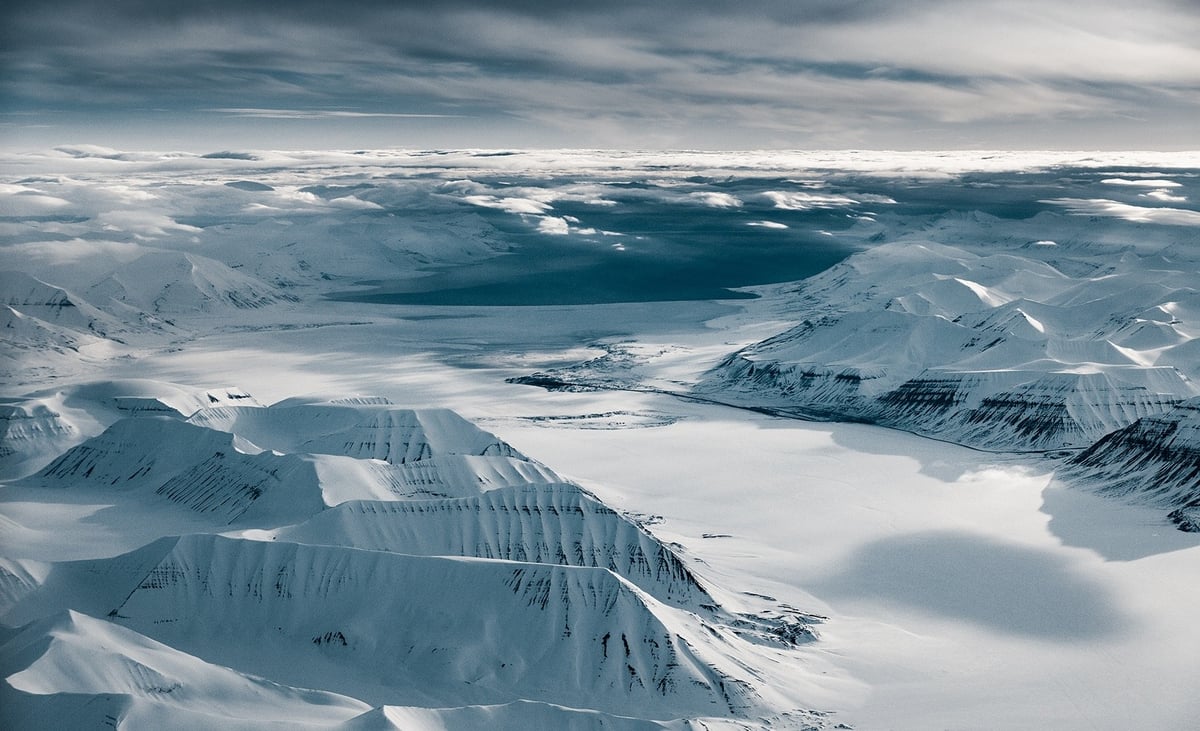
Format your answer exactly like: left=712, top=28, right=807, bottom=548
left=1, top=383, right=825, bottom=730
left=700, top=240, right=1199, bottom=453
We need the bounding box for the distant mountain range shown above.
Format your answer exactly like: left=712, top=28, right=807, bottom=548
left=696, top=235, right=1199, bottom=527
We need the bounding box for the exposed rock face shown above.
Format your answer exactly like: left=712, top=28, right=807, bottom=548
left=707, top=357, right=1186, bottom=451
left=891, top=370, right=1183, bottom=451
left=1062, top=398, right=1200, bottom=531
left=707, top=355, right=877, bottom=420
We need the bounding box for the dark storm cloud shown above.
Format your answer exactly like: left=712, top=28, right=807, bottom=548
left=2, top=0, right=1198, bottom=149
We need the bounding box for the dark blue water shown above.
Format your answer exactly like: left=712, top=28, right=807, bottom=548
left=331, top=167, right=1197, bottom=307
left=335, top=180, right=858, bottom=306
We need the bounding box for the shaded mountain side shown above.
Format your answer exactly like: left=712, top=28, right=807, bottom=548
left=1061, top=398, right=1200, bottom=531
left=276, top=484, right=715, bottom=612
left=698, top=241, right=1197, bottom=452
left=25, top=409, right=555, bottom=525
left=6, top=535, right=769, bottom=721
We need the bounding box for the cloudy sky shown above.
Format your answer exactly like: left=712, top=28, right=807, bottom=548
left=2, top=0, right=1198, bottom=151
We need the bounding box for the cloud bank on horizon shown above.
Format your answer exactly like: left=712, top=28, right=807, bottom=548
left=2, top=0, right=1198, bottom=151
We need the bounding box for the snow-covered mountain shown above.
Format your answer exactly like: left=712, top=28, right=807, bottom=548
left=0, top=271, right=152, bottom=360
left=699, top=241, right=1198, bottom=452
left=0, top=380, right=258, bottom=480
left=0, top=610, right=370, bottom=730
left=275, top=484, right=716, bottom=611
left=10, top=535, right=765, bottom=718
left=85, top=250, right=297, bottom=315
left=0, top=401, right=77, bottom=481
left=1, top=250, right=297, bottom=387
left=34, top=417, right=333, bottom=526
left=187, top=399, right=529, bottom=464
left=27, top=403, right=564, bottom=525
left=1060, top=398, right=1200, bottom=531
left=1, top=386, right=826, bottom=729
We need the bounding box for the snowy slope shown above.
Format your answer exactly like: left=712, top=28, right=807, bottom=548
left=0, top=271, right=144, bottom=344
left=304, top=453, right=564, bottom=502
left=6, top=535, right=771, bottom=720
left=276, top=484, right=716, bottom=611
left=0, top=255, right=289, bottom=388
left=0, top=401, right=78, bottom=481
left=2, top=249, right=297, bottom=386
left=1, top=610, right=369, bottom=730
left=700, top=241, right=1198, bottom=451
left=0, top=271, right=159, bottom=375
left=85, top=250, right=298, bottom=314
left=48, top=379, right=260, bottom=420
left=1061, top=398, right=1200, bottom=530
left=1, top=302, right=105, bottom=359
left=2, top=392, right=827, bottom=728
left=0, top=380, right=259, bottom=480
left=188, top=400, right=529, bottom=464
left=24, top=401, right=550, bottom=525
left=338, top=700, right=788, bottom=730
